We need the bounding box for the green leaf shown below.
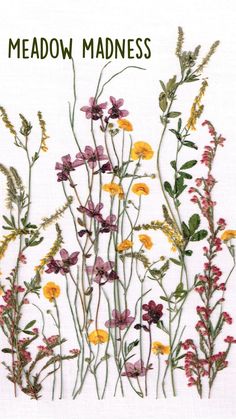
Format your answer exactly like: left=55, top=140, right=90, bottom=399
left=182, top=221, right=190, bottom=239
left=159, top=92, right=168, bottom=112
left=167, top=112, right=181, bottom=118
left=190, top=230, right=208, bottom=241
left=177, top=118, right=182, bottom=131
left=182, top=140, right=198, bottom=150
left=184, top=250, right=193, bottom=256
left=2, top=348, right=14, bottom=354
left=170, top=160, right=176, bottom=170
left=180, top=160, right=197, bottom=170
left=24, top=320, right=36, bottom=330
left=2, top=215, right=13, bottom=227
left=164, top=181, right=174, bottom=198
left=169, top=128, right=182, bottom=141
left=178, top=171, right=192, bottom=179
left=189, top=214, right=200, bottom=234
left=159, top=80, right=167, bottom=93
left=170, top=258, right=182, bottom=266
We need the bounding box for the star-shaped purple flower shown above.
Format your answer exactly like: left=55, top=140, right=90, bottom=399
left=80, top=97, right=107, bottom=120
left=55, top=154, right=82, bottom=182
left=45, top=249, right=79, bottom=275
left=76, top=145, right=108, bottom=169
left=121, top=360, right=147, bottom=378
left=78, top=200, right=104, bottom=222
left=142, top=300, right=163, bottom=325
left=108, top=96, right=129, bottom=119
left=105, top=309, right=135, bottom=330
left=86, top=256, right=116, bottom=284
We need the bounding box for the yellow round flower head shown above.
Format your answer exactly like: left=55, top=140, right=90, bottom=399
left=117, top=119, right=133, bottom=132
left=132, top=183, right=150, bottom=196
left=152, top=341, right=170, bottom=355
left=117, top=239, right=133, bottom=252
left=88, top=329, right=109, bottom=345
left=103, top=183, right=123, bottom=197
left=43, top=282, right=60, bottom=302
left=131, top=141, right=154, bottom=160
left=139, top=234, right=153, bottom=250
left=221, top=230, right=236, bottom=242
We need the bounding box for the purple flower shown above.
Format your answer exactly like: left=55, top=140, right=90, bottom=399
left=108, top=96, right=129, bottom=119
left=76, top=146, right=108, bottom=169
left=55, top=154, right=82, bottom=182
left=99, top=214, right=117, bottom=233
left=78, top=200, right=104, bottom=222
left=105, top=309, right=135, bottom=330
left=121, top=360, right=147, bottom=378
left=80, top=97, right=107, bottom=120
left=86, top=256, right=116, bottom=284
left=142, top=300, right=163, bottom=325
left=45, top=249, right=79, bottom=275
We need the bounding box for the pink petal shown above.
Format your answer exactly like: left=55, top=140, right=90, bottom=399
left=116, top=98, right=124, bottom=108
left=109, top=96, right=116, bottom=105
left=60, top=249, right=69, bottom=260
left=89, top=97, right=95, bottom=106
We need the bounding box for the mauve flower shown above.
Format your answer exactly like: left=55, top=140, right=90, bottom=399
left=80, top=97, right=107, bottom=120
left=78, top=200, right=103, bottom=222
left=45, top=249, right=79, bottom=275
left=55, top=154, right=82, bottom=182
left=108, top=96, right=129, bottom=119
left=121, top=360, right=147, bottom=378
left=76, top=146, right=108, bottom=169
left=94, top=161, right=112, bottom=174
left=86, top=256, right=115, bottom=284
left=105, top=309, right=135, bottom=330
left=99, top=214, right=117, bottom=233
left=142, top=300, right=163, bottom=324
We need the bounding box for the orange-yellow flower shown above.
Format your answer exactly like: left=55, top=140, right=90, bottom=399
left=131, top=141, right=154, bottom=160
left=221, top=230, right=236, bottom=242
left=152, top=341, right=170, bottom=355
left=117, top=119, right=133, bottom=132
left=132, top=183, right=149, bottom=196
left=88, top=329, right=109, bottom=345
left=117, top=239, right=133, bottom=252
left=103, top=183, right=124, bottom=198
left=43, top=282, right=60, bottom=302
left=139, top=234, right=153, bottom=250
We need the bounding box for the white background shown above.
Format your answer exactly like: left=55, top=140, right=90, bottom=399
left=0, top=0, right=236, bottom=418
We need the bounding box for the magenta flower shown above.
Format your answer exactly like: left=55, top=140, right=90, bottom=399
left=108, top=96, right=129, bottom=119
left=105, top=309, right=135, bottom=330
left=55, top=154, right=82, bottom=182
left=45, top=249, right=79, bottom=275
left=80, top=97, right=107, bottom=120
left=78, top=200, right=104, bottom=222
left=86, top=256, right=117, bottom=284
left=121, top=360, right=147, bottom=378
left=99, top=214, right=117, bottom=233
left=76, top=146, right=108, bottom=169
left=142, top=300, right=163, bottom=324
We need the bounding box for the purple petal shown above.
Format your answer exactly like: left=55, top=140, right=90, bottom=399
left=55, top=162, right=64, bottom=170
left=99, top=101, right=107, bottom=109
left=109, top=96, right=116, bottom=105
left=95, top=257, right=104, bottom=268
left=116, top=98, right=124, bottom=108
left=60, top=249, right=69, bottom=260
left=80, top=106, right=91, bottom=112
left=105, top=319, right=116, bottom=328
left=119, top=110, right=129, bottom=117
left=69, top=252, right=79, bottom=265
left=61, top=154, right=71, bottom=165
left=89, top=97, right=95, bottom=106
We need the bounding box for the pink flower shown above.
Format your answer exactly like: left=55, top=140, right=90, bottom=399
left=86, top=256, right=117, bottom=284
left=108, top=96, right=129, bottom=119
left=76, top=145, right=108, bottom=169
left=105, top=309, right=135, bottom=330
left=80, top=97, right=107, bottom=120
left=45, top=249, right=79, bottom=275
left=55, top=154, right=83, bottom=182
left=121, top=360, right=147, bottom=378
left=224, top=336, right=236, bottom=344
left=222, top=312, right=233, bottom=324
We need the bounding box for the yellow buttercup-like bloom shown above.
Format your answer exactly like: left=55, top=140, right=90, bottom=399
left=117, top=239, right=133, bottom=252
left=132, top=183, right=150, bottom=196
left=221, top=230, right=236, bottom=242
left=152, top=341, right=170, bottom=355
left=103, top=183, right=124, bottom=198
left=117, top=119, right=133, bottom=132
left=88, top=329, right=109, bottom=345
left=139, top=234, right=153, bottom=250
left=43, top=282, right=60, bottom=302
left=131, top=141, right=154, bottom=160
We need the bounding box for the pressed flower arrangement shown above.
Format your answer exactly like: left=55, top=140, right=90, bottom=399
left=0, top=28, right=235, bottom=401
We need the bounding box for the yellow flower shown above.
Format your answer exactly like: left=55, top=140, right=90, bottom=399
left=152, top=341, right=170, bottom=355
left=43, top=282, right=60, bottom=302
left=103, top=183, right=124, bottom=198
left=117, top=119, right=133, bottom=132
left=221, top=230, right=236, bottom=242
left=139, top=234, right=153, bottom=250
left=117, top=239, right=133, bottom=252
left=88, top=329, right=109, bottom=345
left=132, top=183, right=150, bottom=196
left=186, top=80, right=208, bottom=131
left=131, top=141, right=154, bottom=160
